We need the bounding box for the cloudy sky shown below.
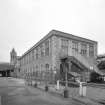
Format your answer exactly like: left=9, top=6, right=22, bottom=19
left=0, top=0, right=105, bottom=62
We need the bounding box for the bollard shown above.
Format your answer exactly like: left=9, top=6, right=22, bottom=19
left=56, top=80, right=60, bottom=90
left=64, top=88, right=69, bottom=98
left=82, top=83, right=86, bottom=97
left=79, top=82, right=86, bottom=97
left=45, top=85, right=49, bottom=92
left=34, top=82, right=37, bottom=88
left=32, top=81, right=35, bottom=86
left=79, top=82, right=83, bottom=96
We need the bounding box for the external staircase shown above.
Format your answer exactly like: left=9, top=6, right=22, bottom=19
left=59, top=51, right=103, bottom=75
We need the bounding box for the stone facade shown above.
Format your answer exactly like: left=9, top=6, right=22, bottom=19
left=17, top=30, right=97, bottom=80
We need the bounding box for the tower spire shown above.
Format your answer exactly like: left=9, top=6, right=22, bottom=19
left=10, top=48, right=17, bottom=65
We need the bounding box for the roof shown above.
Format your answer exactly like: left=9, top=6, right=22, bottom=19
left=97, top=54, right=105, bottom=59
left=99, top=70, right=105, bottom=74
left=52, top=30, right=97, bottom=44
left=20, top=30, right=97, bottom=59
left=0, top=63, right=14, bottom=71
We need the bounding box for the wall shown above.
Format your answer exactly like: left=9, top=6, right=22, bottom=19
left=19, top=36, right=54, bottom=79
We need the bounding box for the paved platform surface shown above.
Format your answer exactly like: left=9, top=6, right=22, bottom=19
left=0, top=77, right=91, bottom=105
left=32, top=83, right=102, bottom=105
left=0, top=77, right=104, bottom=105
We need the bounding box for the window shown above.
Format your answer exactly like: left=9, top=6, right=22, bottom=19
left=26, top=55, right=28, bottom=64
left=38, top=46, right=41, bottom=58
left=72, top=41, right=78, bottom=53
left=89, top=45, right=94, bottom=57
left=81, top=43, right=87, bottom=56
left=23, top=58, right=24, bottom=65
left=35, top=65, right=38, bottom=77
left=61, top=39, right=69, bottom=55
left=27, top=54, right=29, bottom=64
left=29, top=52, right=32, bottom=62
left=30, top=52, right=32, bottom=62
left=23, top=57, right=25, bottom=65
left=36, top=48, right=38, bottom=59
left=34, top=49, right=36, bottom=60
left=40, top=44, right=44, bottom=57
left=45, top=40, right=49, bottom=56
left=45, top=64, right=49, bottom=71
left=32, top=50, right=34, bottom=60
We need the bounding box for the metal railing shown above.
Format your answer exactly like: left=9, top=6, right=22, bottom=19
left=72, top=52, right=102, bottom=75
left=59, top=50, right=100, bottom=74
left=59, top=80, right=80, bottom=97
left=24, top=70, right=57, bottom=85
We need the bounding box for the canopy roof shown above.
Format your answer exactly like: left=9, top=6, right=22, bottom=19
left=0, top=63, right=14, bottom=71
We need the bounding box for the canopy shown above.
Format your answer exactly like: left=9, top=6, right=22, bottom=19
left=0, top=63, right=14, bottom=71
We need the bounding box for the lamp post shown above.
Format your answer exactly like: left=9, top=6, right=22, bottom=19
left=53, top=70, right=56, bottom=81
left=34, top=71, right=38, bottom=87
left=63, top=62, right=69, bottom=98
left=45, top=69, right=49, bottom=91
left=89, top=66, right=94, bottom=81
left=63, top=59, right=69, bottom=98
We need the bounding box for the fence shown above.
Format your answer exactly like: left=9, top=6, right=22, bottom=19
left=24, top=69, right=88, bottom=98
left=24, top=70, right=57, bottom=85
left=59, top=80, right=80, bottom=97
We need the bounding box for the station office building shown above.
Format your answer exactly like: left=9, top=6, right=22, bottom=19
left=18, top=30, right=98, bottom=81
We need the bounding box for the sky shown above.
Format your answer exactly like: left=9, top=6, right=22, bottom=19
left=0, top=0, right=105, bottom=62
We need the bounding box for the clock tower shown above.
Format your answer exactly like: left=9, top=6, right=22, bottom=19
left=10, top=48, right=17, bottom=65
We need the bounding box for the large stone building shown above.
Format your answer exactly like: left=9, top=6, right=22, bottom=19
left=16, top=30, right=101, bottom=82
